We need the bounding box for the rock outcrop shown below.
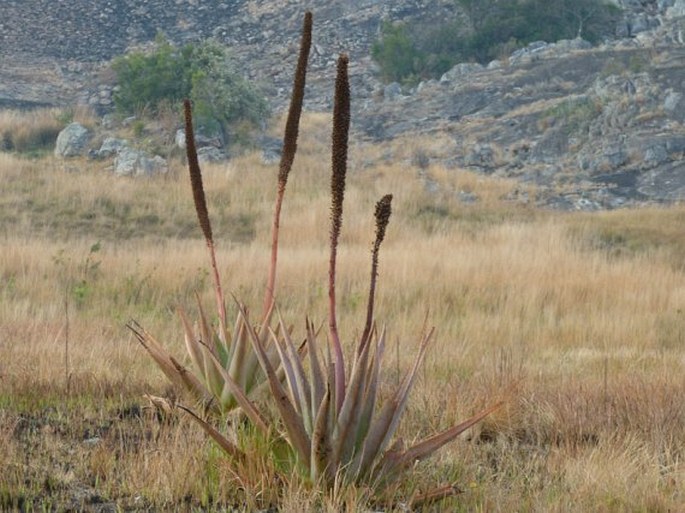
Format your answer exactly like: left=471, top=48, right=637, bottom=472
left=55, top=123, right=91, bottom=157
left=3, top=0, right=685, bottom=206
left=114, top=147, right=168, bottom=176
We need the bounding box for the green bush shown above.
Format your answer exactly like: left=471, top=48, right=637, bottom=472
left=112, top=34, right=269, bottom=139
left=371, top=22, right=423, bottom=84
left=372, top=0, right=622, bottom=83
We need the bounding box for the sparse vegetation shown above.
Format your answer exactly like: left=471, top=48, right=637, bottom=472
left=372, top=0, right=621, bottom=83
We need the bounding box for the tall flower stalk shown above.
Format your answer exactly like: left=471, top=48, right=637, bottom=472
left=329, top=54, right=350, bottom=413
left=263, top=11, right=312, bottom=317
left=184, top=98, right=226, bottom=331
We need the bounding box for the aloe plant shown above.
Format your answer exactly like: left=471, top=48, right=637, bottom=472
left=129, top=12, right=501, bottom=503
left=128, top=12, right=313, bottom=415
left=235, top=53, right=501, bottom=493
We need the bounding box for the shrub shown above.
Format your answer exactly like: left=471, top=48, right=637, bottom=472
left=371, top=22, right=423, bottom=84
left=372, top=0, right=622, bottom=83
left=112, top=34, right=269, bottom=140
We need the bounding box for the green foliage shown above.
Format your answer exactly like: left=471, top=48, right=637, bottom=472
left=371, top=22, right=424, bottom=84
left=188, top=40, right=269, bottom=136
left=112, top=34, right=268, bottom=138
left=372, top=0, right=622, bottom=83
left=112, top=34, right=191, bottom=114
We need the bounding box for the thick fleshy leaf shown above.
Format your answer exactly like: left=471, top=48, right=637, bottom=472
left=178, top=308, right=205, bottom=376
left=279, top=314, right=312, bottom=432
left=331, top=329, right=373, bottom=467
left=168, top=356, right=214, bottom=407
left=271, top=327, right=303, bottom=415
left=240, top=304, right=311, bottom=468
left=128, top=321, right=210, bottom=404
left=306, top=320, right=326, bottom=414
left=376, top=328, right=433, bottom=457
left=310, top=384, right=331, bottom=482
left=177, top=404, right=245, bottom=461
left=383, top=401, right=504, bottom=475
left=204, top=346, right=271, bottom=435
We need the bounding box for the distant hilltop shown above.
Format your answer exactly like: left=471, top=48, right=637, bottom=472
left=2, top=0, right=685, bottom=208
left=0, top=0, right=665, bottom=108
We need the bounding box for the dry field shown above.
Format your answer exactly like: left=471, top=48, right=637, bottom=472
left=1, top=112, right=684, bottom=512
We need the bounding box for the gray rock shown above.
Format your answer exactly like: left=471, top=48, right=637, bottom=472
left=644, top=144, right=669, bottom=164
left=96, top=137, right=128, bottom=158
left=464, top=144, right=495, bottom=168
left=259, top=136, right=283, bottom=164
left=175, top=129, right=186, bottom=149
left=555, top=38, right=592, bottom=52
left=629, top=15, right=656, bottom=35
left=175, top=128, right=224, bottom=149
left=638, top=161, right=685, bottom=199
left=664, top=91, right=683, bottom=117
left=575, top=197, right=601, bottom=211
left=54, top=122, right=90, bottom=157
left=101, top=114, right=116, bottom=130
left=509, top=41, right=550, bottom=65
left=114, top=147, right=168, bottom=176
left=668, top=0, right=685, bottom=16
left=458, top=190, right=479, bottom=204
left=659, top=0, right=676, bottom=11
left=440, top=62, right=483, bottom=83
left=197, top=146, right=226, bottom=163
left=383, top=82, right=402, bottom=101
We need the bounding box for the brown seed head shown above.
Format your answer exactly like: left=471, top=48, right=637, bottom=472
left=330, top=54, right=350, bottom=247
left=373, top=194, right=393, bottom=251
left=278, top=11, right=312, bottom=186
left=184, top=99, right=213, bottom=244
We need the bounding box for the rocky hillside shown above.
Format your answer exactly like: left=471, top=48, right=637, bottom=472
left=2, top=0, right=685, bottom=208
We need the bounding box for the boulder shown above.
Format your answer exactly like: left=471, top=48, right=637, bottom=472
left=175, top=129, right=186, bottom=149
left=198, top=146, right=227, bottom=163
left=668, top=0, right=685, bottom=16
left=114, top=147, right=168, bottom=176
left=54, top=122, right=90, bottom=157
left=96, top=137, right=128, bottom=158
left=383, top=82, right=402, bottom=101
left=464, top=143, right=495, bottom=169
left=175, top=128, right=225, bottom=149
left=258, top=135, right=283, bottom=164
left=440, top=62, right=483, bottom=83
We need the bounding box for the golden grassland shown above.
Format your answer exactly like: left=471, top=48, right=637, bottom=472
left=1, top=112, right=684, bottom=511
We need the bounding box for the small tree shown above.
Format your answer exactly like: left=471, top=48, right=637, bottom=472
left=111, top=33, right=192, bottom=115
left=371, top=22, right=422, bottom=83
left=112, top=34, right=268, bottom=139
left=188, top=40, right=269, bottom=140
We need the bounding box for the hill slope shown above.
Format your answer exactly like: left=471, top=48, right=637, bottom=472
left=2, top=0, right=685, bottom=207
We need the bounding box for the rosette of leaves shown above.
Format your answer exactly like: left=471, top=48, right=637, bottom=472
left=128, top=12, right=313, bottom=415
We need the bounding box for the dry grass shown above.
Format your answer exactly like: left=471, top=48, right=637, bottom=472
left=1, top=112, right=684, bottom=511
left=0, top=107, right=96, bottom=156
